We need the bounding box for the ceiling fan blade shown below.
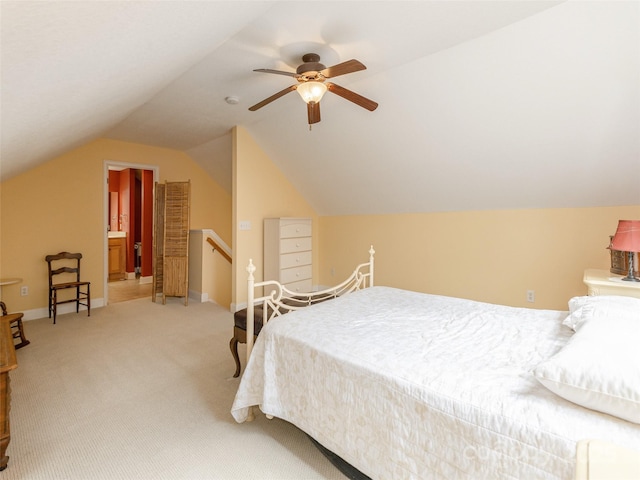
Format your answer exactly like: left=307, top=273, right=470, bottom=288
left=320, top=59, right=366, bottom=78
left=253, top=68, right=299, bottom=78
left=248, top=85, right=297, bottom=111
left=307, top=102, right=321, bottom=124
left=326, top=82, right=378, bottom=111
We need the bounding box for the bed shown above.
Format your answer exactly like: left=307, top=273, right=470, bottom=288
left=231, top=248, right=640, bottom=479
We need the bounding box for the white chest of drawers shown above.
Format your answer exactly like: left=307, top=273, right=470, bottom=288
left=264, top=218, right=312, bottom=293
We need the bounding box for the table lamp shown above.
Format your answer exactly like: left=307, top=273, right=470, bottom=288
left=610, top=220, right=640, bottom=282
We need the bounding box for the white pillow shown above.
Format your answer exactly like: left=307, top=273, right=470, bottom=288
left=534, top=313, right=640, bottom=424
left=563, top=295, right=640, bottom=331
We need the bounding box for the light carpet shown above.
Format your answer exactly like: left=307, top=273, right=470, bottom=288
left=4, top=297, right=345, bottom=479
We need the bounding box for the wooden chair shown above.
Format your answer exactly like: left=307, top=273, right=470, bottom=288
left=45, top=252, right=91, bottom=324
left=0, top=301, right=29, bottom=349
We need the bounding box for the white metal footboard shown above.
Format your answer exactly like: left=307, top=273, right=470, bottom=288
left=244, top=246, right=375, bottom=367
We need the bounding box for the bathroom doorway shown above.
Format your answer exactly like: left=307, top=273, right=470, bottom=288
left=104, top=161, right=159, bottom=305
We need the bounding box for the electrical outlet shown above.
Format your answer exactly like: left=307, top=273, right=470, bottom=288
left=20, top=286, right=28, bottom=296
left=526, top=290, right=535, bottom=303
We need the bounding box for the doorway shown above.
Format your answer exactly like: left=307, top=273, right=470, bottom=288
left=104, top=161, right=159, bottom=305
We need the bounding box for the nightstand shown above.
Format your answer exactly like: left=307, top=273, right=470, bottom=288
left=583, top=269, right=640, bottom=298
left=575, top=440, right=640, bottom=480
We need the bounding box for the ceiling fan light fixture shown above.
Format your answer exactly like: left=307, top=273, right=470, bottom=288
left=296, top=81, right=327, bottom=104
left=249, top=54, right=377, bottom=123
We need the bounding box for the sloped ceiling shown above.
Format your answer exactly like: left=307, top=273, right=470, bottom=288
left=2, top=1, right=638, bottom=215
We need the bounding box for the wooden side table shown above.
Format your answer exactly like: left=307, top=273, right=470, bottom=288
left=0, top=316, right=17, bottom=471
left=583, top=269, right=640, bottom=299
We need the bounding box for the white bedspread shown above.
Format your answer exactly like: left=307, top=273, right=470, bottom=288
left=231, top=286, right=640, bottom=479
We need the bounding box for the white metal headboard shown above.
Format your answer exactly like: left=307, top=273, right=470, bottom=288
left=244, top=246, right=375, bottom=366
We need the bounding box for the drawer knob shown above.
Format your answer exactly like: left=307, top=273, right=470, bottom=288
left=296, top=243, right=300, bottom=247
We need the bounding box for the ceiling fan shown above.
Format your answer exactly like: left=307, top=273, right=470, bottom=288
left=249, top=53, right=378, bottom=126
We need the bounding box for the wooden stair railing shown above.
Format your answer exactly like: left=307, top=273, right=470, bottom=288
left=206, top=237, right=232, bottom=264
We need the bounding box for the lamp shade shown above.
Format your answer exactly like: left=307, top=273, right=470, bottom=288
left=610, top=220, right=640, bottom=252
left=296, top=81, right=327, bottom=104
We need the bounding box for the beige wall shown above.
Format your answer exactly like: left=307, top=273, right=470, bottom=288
left=319, top=206, right=640, bottom=310
left=0, top=138, right=231, bottom=316
left=230, top=128, right=640, bottom=312
left=189, top=230, right=232, bottom=308
left=232, top=126, right=319, bottom=309
left=4, top=131, right=637, bottom=317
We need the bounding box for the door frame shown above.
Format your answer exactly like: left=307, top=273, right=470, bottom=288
left=103, top=160, right=159, bottom=305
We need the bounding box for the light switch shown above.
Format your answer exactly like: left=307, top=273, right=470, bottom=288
left=239, top=221, right=251, bottom=231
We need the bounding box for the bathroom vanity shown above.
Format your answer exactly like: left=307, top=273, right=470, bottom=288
left=108, top=231, right=127, bottom=281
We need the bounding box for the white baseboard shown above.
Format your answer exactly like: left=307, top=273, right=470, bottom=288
left=188, top=289, right=210, bottom=303
left=22, top=298, right=105, bottom=322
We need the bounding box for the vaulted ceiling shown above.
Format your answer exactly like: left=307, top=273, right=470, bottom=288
left=2, top=1, right=638, bottom=215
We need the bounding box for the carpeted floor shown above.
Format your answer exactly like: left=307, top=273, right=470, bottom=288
left=4, top=298, right=345, bottom=479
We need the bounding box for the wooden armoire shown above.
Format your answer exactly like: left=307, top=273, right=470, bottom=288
left=152, top=181, right=190, bottom=305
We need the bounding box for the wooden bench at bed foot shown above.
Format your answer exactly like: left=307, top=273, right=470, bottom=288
left=230, top=306, right=266, bottom=378
left=231, top=294, right=337, bottom=376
